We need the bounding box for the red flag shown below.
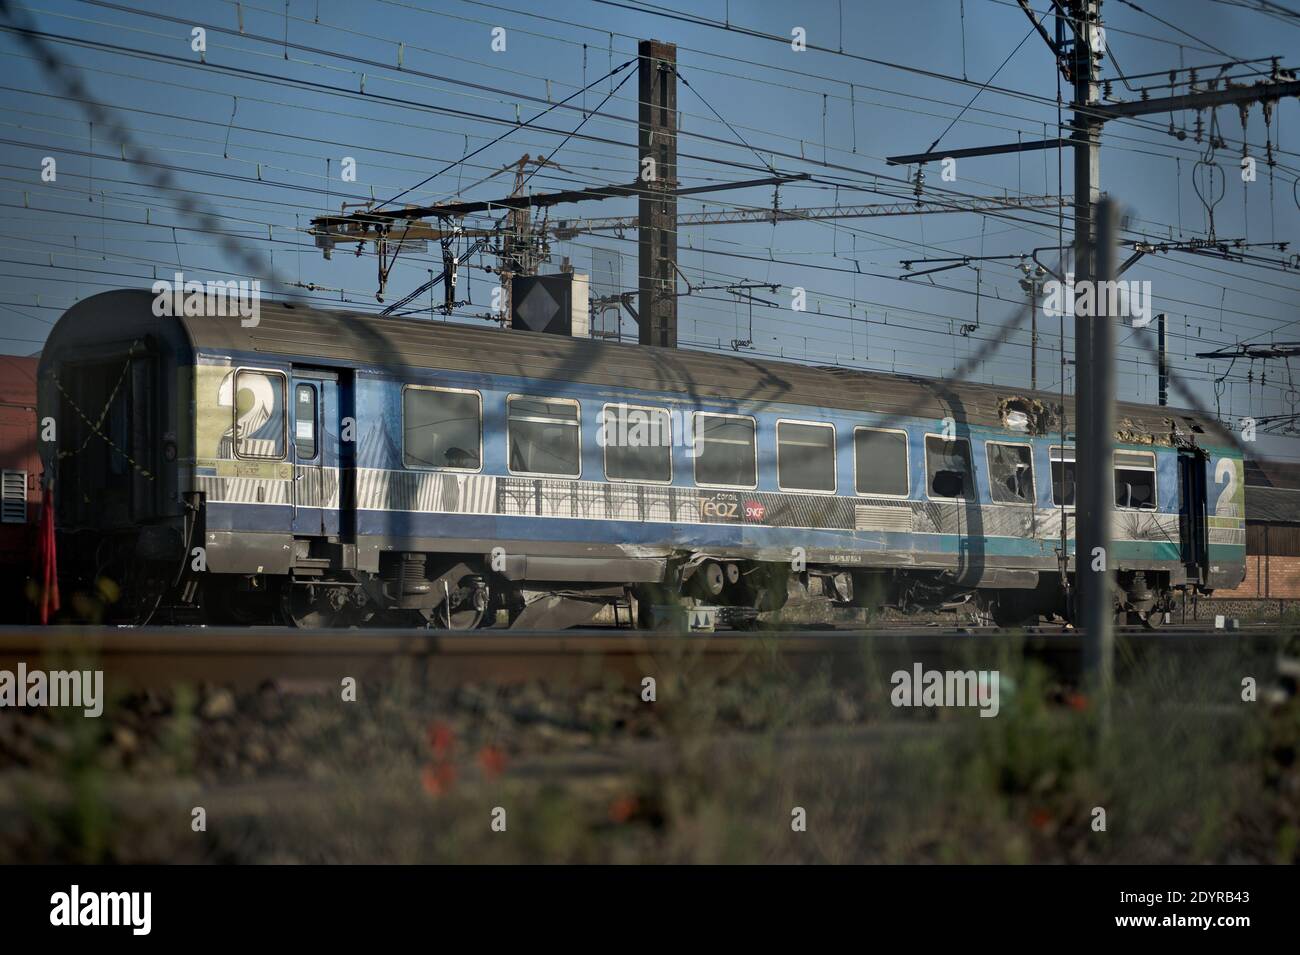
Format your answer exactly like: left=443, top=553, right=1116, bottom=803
left=36, top=483, right=58, bottom=624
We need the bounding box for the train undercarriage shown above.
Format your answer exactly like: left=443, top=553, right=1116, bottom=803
left=208, top=551, right=801, bottom=630
left=56, top=523, right=1197, bottom=630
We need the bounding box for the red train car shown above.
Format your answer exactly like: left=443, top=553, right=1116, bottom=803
left=0, top=354, right=40, bottom=620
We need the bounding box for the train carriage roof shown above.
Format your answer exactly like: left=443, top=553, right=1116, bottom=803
left=46, top=289, right=1236, bottom=448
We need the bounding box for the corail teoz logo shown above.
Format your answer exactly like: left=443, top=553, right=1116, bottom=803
left=1041, top=272, right=1152, bottom=327
left=0, top=662, right=103, bottom=717
left=151, top=272, right=260, bottom=327
left=891, top=663, right=1000, bottom=718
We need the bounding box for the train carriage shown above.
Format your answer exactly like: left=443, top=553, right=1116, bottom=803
left=37, top=288, right=1246, bottom=628
left=0, top=355, right=40, bottom=617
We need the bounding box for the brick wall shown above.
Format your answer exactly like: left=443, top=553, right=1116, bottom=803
left=1215, top=554, right=1300, bottom=599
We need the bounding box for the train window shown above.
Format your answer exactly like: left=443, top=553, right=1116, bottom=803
left=233, top=369, right=286, bottom=460
left=1050, top=447, right=1075, bottom=507
left=508, top=395, right=580, bottom=477
left=925, top=435, right=973, bottom=499
left=987, top=442, right=1035, bottom=504
left=403, top=386, right=482, bottom=471
left=693, top=413, right=757, bottom=488
left=294, top=384, right=318, bottom=460
left=777, top=421, right=836, bottom=492
left=854, top=428, right=909, bottom=496
left=601, top=403, right=672, bottom=484
left=1115, top=450, right=1157, bottom=509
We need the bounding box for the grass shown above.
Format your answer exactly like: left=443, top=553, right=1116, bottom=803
left=1, top=624, right=1297, bottom=863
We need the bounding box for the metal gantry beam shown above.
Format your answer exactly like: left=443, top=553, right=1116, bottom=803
left=1090, top=79, right=1300, bottom=119
left=311, top=194, right=1065, bottom=245
left=1194, top=342, right=1300, bottom=360
left=308, top=174, right=809, bottom=248
left=885, top=139, right=1068, bottom=166
left=553, top=194, right=1065, bottom=236
left=312, top=174, right=800, bottom=239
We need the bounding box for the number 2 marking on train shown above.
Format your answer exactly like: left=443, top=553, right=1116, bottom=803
left=1214, top=458, right=1238, bottom=511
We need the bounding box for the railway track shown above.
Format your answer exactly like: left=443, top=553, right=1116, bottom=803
left=0, top=622, right=1287, bottom=690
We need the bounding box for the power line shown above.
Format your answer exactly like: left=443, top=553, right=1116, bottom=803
left=3, top=0, right=1296, bottom=433
left=375, top=57, right=636, bottom=211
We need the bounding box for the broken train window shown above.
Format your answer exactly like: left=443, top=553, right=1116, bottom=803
left=924, top=435, right=974, bottom=499
left=986, top=442, right=1035, bottom=504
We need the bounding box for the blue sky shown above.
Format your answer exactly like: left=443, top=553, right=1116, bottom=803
left=2, top=0, right=1298, bottom=462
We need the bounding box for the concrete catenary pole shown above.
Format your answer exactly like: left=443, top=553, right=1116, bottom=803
left=1079, top=198, right=1118, bottom=694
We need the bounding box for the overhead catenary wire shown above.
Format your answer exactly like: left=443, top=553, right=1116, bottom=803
left=10, top=13, right=1300, bottom=246
left=2, top=0, right=1289, bottom=454
left=25, top=3, right=1300, bottom=192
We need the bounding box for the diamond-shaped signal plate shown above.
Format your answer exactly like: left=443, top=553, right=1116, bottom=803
left=515, top=281, right=560, bottom=331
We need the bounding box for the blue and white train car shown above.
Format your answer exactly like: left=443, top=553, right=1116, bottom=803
left=37, top=289, right=1246, bottom=627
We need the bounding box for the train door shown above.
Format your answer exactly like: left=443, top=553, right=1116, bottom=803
left=1178, top=447, right=1208, bottom=585
left=290, top=369, right=339, bottom=538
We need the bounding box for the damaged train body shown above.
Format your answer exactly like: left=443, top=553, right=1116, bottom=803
left=37, top=289, right=1246, bottom=628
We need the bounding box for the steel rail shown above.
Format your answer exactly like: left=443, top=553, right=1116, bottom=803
left=0, top=625, right=1284, bottom=690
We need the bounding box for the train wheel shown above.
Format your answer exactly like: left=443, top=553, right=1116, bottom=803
left=990, top=595, right=1038, bottom=629
left=281, top=583, right=358, bottom=628
left=1135, top=609, right=1167, bottom=630
left=430, top=574, right=489, bottom=630
left=432, top=603, right=486, bottom=630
